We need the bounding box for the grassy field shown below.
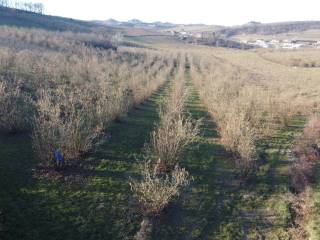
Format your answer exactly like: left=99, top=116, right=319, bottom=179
left=257, top=49, right=320, bottom=68
left=1, top=59, right=313, bottom=239
left=1, top=9, right=320, bottom=238
left=150, top=63, right=306, bottom=239
left=0, top=81, right=171, bottom=240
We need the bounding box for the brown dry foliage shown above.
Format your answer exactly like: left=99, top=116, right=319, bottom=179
left=150, top=113, right=200, bottom=171
left=288, top=189, right=314, bottom=240
left=290, top=116, right=320, bottom=193
left=0, top=80, right=34, bottom=132
left=190, top=55, right=260, bottom=176
left=149, top=66, right=201, bottom=171
left=130, top=59, right=198, bottom=239
left=0, top=26, right=175, bottom=166
left=130, top=161, right=190, bottom=215
left=288, top=117, right=320, bottom=239
left=186, top=46, right=320, bottom=177
left=259, top=49, right=320, bottom=68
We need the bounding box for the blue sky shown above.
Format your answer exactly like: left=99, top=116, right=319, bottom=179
left=28, top=0, right=320, bottom=26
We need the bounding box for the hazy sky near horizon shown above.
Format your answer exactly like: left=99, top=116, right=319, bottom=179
left=28, top=0, right=320, bottom=26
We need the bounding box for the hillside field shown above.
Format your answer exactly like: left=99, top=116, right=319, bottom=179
left=1, top=6, right=320, bottom=240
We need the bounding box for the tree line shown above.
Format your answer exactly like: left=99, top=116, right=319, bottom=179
left=0, top=0, right=44, bottom=14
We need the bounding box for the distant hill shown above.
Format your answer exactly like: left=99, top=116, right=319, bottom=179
left=98, top=19, right=320, bottom=39
left=0, top=6, right=115, bottom=33
left=97, top=18, right=225, bottom=35
left=3, top=5, right=320, bottom=48
left=96, top=18, right=177, bottom=30
left=217, top=21, right=320, bottom=37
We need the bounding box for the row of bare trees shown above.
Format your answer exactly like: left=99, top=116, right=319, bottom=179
left=0, top=0, right=44, bottom=14
left=31, top=51, right=173, bottom=166
left=0, top=26, right=175, bottom=168
left=186, top=47, right=320, bottom=237
left=189, top=50, right=311, bottom=179
left=130, top=59, right=201, bottom=239
left=190, top=54, right=262, bottom=178
left=0, top=26, right=116, bottom=53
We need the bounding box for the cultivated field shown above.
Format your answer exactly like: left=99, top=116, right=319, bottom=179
left=1, top=20, right=320, bottom=240
left=257, top=49, right=320, bottom=68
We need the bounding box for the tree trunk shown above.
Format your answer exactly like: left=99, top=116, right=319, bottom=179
left=134, top=216, right=153, bottom=240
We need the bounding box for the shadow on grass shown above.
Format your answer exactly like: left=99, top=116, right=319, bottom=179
left=0, top=82, right=170, bottom=240
left=151, top=79, right=244, bottom=239
left=151, top=69, right=306, bottom=239
left=0, top=71, right=307, bottom=240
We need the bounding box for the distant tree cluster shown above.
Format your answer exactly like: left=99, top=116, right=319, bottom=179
left=218, top=21, right=320, bottom=37
left=0, top=0, right=44, bottom=14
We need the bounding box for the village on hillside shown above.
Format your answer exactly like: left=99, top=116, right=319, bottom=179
left=240, top=39, right=320, bottom=49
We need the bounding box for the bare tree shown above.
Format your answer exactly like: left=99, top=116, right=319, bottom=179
left=34, top=3, right=44, bottom=14
left=3, top=1, right=45, bottom=14
left=0, top=0, right=9, bottom=7
left=14, top=1, right=20, bottom=9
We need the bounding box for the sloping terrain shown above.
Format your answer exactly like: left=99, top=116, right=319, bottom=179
left=0, top=6, right=114, bottom=33
left=217, top=21, right=320, bottom=37
left=1, top=7, right=320, bottom=240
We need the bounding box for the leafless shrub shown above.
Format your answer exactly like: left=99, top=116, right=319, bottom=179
left=190, top=58, right=260, bottom=177
left=94, top=81, right=133, bottom=129
left=0, top=80, right=34, bottom=132
left=148, top=68, right=201, bottom=171
left=288, top=188, right=314, bottom=240
left=259, top=49, right=320, bottom=68
left=130, top=161, right=190, bottom=240
left=160, top=73, right=188, bottom=116
left=149, top=113, right=200, bottom=171
left=32, top=88, right=98, bottom=165
left=130, top=162, right=190, bottom=215
left=131, top=60, right=196, bottom=239
left=290, top=117, right=320, bottom=193
left=220, top=103, right=258, bottom=159
left=189, top=46, right=320, bottom=179
left=0, top=26, right=116, bottom=52
left=266, top=97, right=296, bottom=127
left=221, top=117, right=256, bottom=177
left=303, top=116, right=320, bottom=143
left=287, top=117, right=320, bottom=239
left=290, top=158, right=316, bottom=193
left=0, top=27, right=175, bottom=164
